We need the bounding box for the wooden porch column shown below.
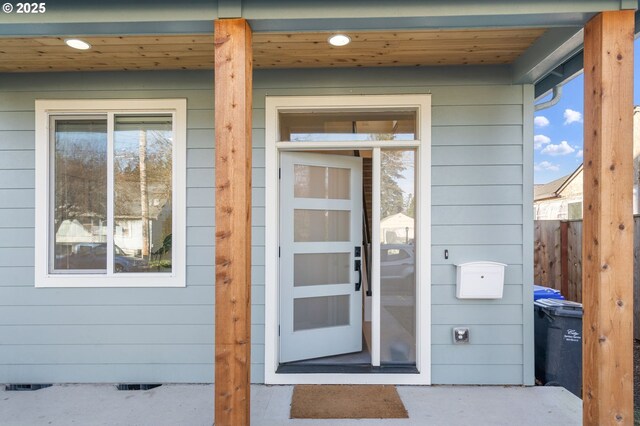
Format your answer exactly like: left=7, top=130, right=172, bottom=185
left=214, top=18, right=253, bottom=426
left=583, top=10, right=634, bottom=425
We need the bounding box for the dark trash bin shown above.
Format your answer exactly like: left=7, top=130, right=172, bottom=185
left=533, top=298, right=583, bottom=398
left=533, top=285, right=565, bottom=301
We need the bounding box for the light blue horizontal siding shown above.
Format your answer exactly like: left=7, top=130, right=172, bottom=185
left=187, top=169, right=215, bottom=188
left=432, top=205, right=523, bottom=225
left=251, top=85, right=523, bottom=109
left=0, top=344, right=266, bottom=365
left=0, top=324, right=265, bottom=345
left=0, top=248, right=33, bottom=267
left=0, top=286, right=259, bottom=306
left=0, top=76, right=227, bottom=384
left=432, top=225, right=522, bottom=245
left=432, top=284, right=523, bottom=305
left=432, top=365, right=523, bottom=385
left=0, top=364, right=265, bottom=384
left=0, top=189, right=34, bottom=208
left=431, top=245, right=523, bottom=265
left=432, top=345, right=523, bottom=365
left=186, top=208, right=214, bottom=226
left=432, top=165, right=522, bottom=186
left=0, top=209, right=34, bottom=228
left=0, top=364, right=217, bottom=384
left=0, top=112, right=33, bottom=131
left=432, top=305, right=524, bottom=325
left=431, top=126, right=523, bottom=146
left=0, top=170, right=35, bottom=188
left=0, top=267, right=34, bottom=286
left=432, top=105, right=522, bottom=126
left=0, top=228, right=34, bottom=247
left=431, top=185, right=523, bottom=205
left=186, top=149, right=214, bottom=168
left=0, top=90, right=214, bottom=112
left=0, top=150, right=34, bottom=169
left=186, top=129, right=214, bottom=148
left=0, top=68, right=529, bottom=386
left=431, top=325, right=523, bottom=345
left=0, top=131, right=34, bottom=149
left=0, top=304, right=264, bottom=326
left=432, top=145, right=522, bottom=166
left=1, top=324, right=216, bottom=344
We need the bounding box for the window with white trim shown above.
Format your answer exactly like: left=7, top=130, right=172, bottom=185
left=35, top=99, right=186, bottom=287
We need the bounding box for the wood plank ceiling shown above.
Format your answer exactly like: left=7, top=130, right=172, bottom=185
left=0, top=28, right=546, bottom=72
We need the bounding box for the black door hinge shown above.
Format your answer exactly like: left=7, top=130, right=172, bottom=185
left=279, top=168, right=281, bottom=179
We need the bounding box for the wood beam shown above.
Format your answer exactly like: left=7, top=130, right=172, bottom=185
left=214, top=18, right=253, bottom=426
left=583, top=10, right=634, bottom=426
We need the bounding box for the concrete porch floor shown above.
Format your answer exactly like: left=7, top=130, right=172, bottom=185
left=0, top=384, right=581, bottom=425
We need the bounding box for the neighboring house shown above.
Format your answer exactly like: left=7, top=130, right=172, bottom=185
left=380, top=212, right=414, bottom=244
left=0, top=2, right=635, bottom=410
left=534, top=105, right=640, bottom=220
left=534, top=165, right=584, bottom=220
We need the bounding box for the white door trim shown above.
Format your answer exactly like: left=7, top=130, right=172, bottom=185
left=264, top=94, right=431, bottom=385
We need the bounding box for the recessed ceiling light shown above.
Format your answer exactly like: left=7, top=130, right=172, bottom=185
left=328, top=34, right=351, bottom=47
left=64, top=38, right=92, bottom=50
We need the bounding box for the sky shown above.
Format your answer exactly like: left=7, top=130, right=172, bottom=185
left=533, top=38, right=640, bottom=184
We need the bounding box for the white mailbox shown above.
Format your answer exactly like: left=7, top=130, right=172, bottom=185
left=456, top=261, right=507, bottom=299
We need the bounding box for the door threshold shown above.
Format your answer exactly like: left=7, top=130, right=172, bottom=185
left=276, top=364, right=418, bottom=374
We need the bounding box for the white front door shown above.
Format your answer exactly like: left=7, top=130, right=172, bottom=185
left=279, top=152, right=363, bottom=363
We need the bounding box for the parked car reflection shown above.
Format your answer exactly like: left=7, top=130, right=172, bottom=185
left=381, top=244, right=415, bottom=295
left=54, top=243, right=148, bottom=272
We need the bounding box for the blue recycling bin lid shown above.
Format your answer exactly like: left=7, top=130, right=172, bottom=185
left=533, top=285, right=565, bottom=301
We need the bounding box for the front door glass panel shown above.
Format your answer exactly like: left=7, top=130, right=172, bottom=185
left=294, top=210, right=350, bottom=242
left=293, top=295, right=350, bottom=331
left=294, top=253, right=351, bottom=287
left=294, top=165, right=351, bottom=199
left=380, top=149, right=416, bottom=365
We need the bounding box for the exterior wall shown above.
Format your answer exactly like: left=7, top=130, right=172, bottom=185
left=534, top=196, right=582, bottom=220
left=0, top=72, right=222, bottom=383
left=562, top=171, right=583, bottom=198
left=0, top=68, right=533, bottom=385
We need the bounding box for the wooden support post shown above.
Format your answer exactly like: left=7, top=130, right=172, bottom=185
left=583, top=10, right=634, bottom=426
left=214, top=18, right=253, bottom=426
left=560, top=221, right=569, bottom=298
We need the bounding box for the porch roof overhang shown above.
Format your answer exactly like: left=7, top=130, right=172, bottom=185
left=0, top=0, right=636, bottom=86
left=533, top=6, right=640, bottom=98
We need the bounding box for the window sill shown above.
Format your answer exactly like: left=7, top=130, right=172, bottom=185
left=35, top=272, right=186, bottom=288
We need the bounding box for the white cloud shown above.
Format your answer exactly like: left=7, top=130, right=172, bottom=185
left=541, top=140, right=576, bottom=156
left=576, top=149, right=583, bottom=158
left=563, top=109, right=583, bottom=125
left=534, top=116, right=550, bottom=127
left=534, top=134, right=551, bottom=150
left=534, top=161, right=560, bottom=172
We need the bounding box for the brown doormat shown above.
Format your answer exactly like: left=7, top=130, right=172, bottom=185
left=290, top=384, right=409, bottom=419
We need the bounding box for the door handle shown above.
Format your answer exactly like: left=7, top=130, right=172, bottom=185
left=355, top=259, right=362, bottom=291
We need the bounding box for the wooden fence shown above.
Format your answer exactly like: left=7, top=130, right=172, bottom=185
left=534, top=216, right=640, bottom=339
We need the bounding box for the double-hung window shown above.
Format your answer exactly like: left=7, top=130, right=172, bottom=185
left=35, top=99, right=186, bottom=287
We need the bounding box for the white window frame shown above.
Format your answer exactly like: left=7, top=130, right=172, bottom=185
left=264, top=94, right=431, bottom=385
left=34, top=99, right=187, bottom=288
